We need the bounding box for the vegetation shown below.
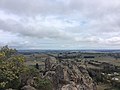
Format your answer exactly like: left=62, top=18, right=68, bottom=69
left=0, top=45, right=52, bottom=90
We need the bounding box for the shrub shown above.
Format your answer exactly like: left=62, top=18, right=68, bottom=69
left=34, top=77, right=53, bottom=90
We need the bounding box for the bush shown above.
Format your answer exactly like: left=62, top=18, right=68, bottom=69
left=34, top=78, right=53, bottom=90
left=0, top=46, right=53, bottom=90
left=0, top=46, right=24, bottom=89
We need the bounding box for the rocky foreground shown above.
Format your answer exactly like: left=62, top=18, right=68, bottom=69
left=1, top=46, right=120, bottom=90
left=0, top=46, right=97, bottom=90
left=41, top=58, right=97, bottom=90
left=21, top=58, right=97, bottom=90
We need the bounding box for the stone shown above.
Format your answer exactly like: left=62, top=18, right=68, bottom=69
left=21, top=85, right=36, bottom=90
left=43, top=60, right=97, bottom=90
left=6, top=89, right=15, bottom=90
left=45, top=57, right=51, bottom=71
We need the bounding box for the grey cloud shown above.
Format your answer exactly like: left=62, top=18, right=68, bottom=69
left=0, top=18, right=72, bottom=40
left=0, top=0, right=66, bottom=16
left=0, top=0, right=120, bottom=49
left=0, top=0, right=119, bottom=16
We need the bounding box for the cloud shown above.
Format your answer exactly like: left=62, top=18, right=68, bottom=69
left=0, top=0, right=120, bottom=49
left=0, top=16, right=73, bottom=40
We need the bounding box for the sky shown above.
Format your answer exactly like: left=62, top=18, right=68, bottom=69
left=0, top=0, right=120, bottom=49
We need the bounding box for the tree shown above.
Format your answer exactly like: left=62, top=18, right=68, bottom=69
left=0, top=46, right=52, bottom=90
left=0, top=45, right=17, bottom=58
left=0, top=46, right=24, bottom=89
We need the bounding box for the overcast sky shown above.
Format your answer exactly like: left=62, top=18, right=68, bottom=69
left=0, top=0, right=120, bottom=49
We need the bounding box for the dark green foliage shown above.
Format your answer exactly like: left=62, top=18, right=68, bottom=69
left=0, top=46, right=24, bottom=89
left=0, top=45, right=17, bottom=58
left=34, top=78, right=52, bottom=90
left=0, top=46, right=52, bottom=90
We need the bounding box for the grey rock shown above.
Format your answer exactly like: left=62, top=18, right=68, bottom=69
left=45, top=57, right=51, bottom=71
left=21, top=85, right=36, bottom=90
left=44, top=60, right=97, bottom=90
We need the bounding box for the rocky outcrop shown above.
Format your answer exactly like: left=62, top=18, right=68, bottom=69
left=44, top=60, right=97, bottom=90
left=45, top=57, right=51, bottom=71
left=21, top=85, right=36, bottom=90
left=6, top=89, right=16, bottom=90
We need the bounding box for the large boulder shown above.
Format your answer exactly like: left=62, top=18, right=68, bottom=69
left=6, top=89, right=16, bottom=90
left=21, top=85, right=36, bottom=90
left=44, top=60, right=97, bottom=90
left=45, top=57, right=51, bottom=71
left=62, top=82, right=77, bottom=90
